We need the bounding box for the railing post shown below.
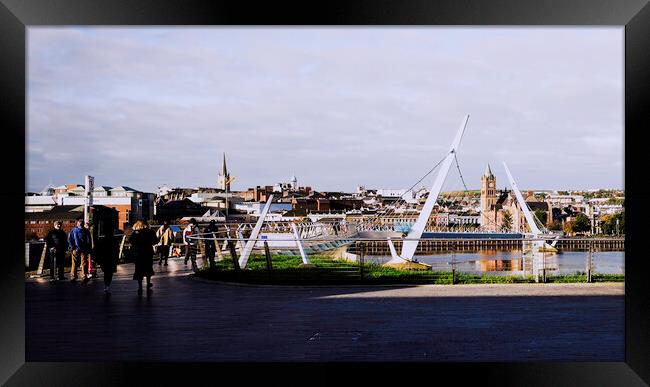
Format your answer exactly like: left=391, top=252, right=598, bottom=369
left=263, top=240, right=272, bottom=277
left=587, top=240, right=592, bottom=283
left=542, top=247, right=546, bottom=283
left=451, top=240, right=457, bottom=285
left=228, top=239, right=240, bottom=271
left=359, top=241, right=364, bottom=281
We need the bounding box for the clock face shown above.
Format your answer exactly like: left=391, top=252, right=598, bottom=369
left=489, top=183, right=494, bottom=188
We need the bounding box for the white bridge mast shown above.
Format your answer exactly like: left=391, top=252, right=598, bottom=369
left=387, top=115, right=470, bottom=264
left=502, top=162, right=558, bottom=253
left=502, top=162, right=542, bottom=236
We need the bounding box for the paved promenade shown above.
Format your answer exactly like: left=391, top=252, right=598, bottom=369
left=26, top=257, right=624, bottom=361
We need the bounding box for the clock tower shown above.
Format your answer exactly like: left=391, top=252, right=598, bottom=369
left=481, top=164, right=497, bottom=230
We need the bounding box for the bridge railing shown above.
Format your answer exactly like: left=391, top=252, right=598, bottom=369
left=175, top=234, right=623, bottom=283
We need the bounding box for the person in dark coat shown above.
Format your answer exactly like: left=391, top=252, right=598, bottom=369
left=202, top=220, right=219, bottom=269
left=45, top=220, right=68, bottom=280
left=94, top=222, right=118, bottom=293
left=84, top=221, right=98, bottom=279
left=129, top=219, right=158, bottom=293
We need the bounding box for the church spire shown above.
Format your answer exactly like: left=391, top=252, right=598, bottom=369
left=218, top=152, right=230, bottom=191
left=222, top=152, right=228, bottom=176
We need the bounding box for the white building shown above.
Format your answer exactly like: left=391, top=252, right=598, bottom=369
left=273, top=174, right=299, bottom=193
left=449, top=213, right=481, bottom=225
left=376, top=189, right=418, bottom=204
left=24, top=196, right=57, bottom=212
left=547, top=194, right=585, bottom=205
left=233, top=201, right=292, bottom=215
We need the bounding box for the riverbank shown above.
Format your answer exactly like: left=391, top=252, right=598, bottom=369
left=194, top=254, right=625, bottom=285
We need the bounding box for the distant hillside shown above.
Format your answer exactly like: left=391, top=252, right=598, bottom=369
left=440, top=190, right=481, bottom=197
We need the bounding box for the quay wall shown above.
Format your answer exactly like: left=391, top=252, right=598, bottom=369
left=348, top=238, right=625, bottom=255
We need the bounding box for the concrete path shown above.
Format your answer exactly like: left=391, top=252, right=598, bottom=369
left=25, top=257, right=624, bottom=361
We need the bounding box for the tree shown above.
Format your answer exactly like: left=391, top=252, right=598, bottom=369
left=548, top=220, right=563, bottom=231
left=500, top=210, right=513, bottom=232
left=606, top=197, right=624, bottom=205
left=563, top=220, right=575, bottom=235
left=533, top=209, right=547, bottom=227
left=573, top=213, right=591, bottom=233
left=602, top=212, right=624, bottom=235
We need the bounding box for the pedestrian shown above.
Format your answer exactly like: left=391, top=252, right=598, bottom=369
left=183, top=218, right=199, bottom=271
left=68, top=218, right=92, bottom=283
left=45, top=220, right=68, bottom=281
left=84, top=221, right=97, bottom=279
left=202, top=220, right=219, bottom=269
left=156, top=220, right=174, bottom=266
left=95, top=231, right=118, bottom=294
left=129, top=219, right=158, bottom=294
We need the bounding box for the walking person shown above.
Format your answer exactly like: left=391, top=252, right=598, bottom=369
left=156, top=220, right=174, bottom=266
left=129, top=219, right=158, bottom=294
left=68, top=219, right=92, bottom=283
left=202, top=220, right=218, bottom=269
left=183, top=218, right=199, bottom=271
left=84, top=221, right=97, bottom=279
left=45, top=220, right=68, bottom=281
left=95, top=229, right=118, bottom=294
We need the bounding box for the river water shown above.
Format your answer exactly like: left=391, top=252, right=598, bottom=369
left=366, top=249, right=625, bottom=275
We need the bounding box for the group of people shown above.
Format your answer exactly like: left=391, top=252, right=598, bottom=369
left=43, top=217, right=221, bottom=295
left=127, top=218, right=221, bottom=294
left=180, top=218, right=219, bottom=271
left=44, top=218, right=117, bottom=292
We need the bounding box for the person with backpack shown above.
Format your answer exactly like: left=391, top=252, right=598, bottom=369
left=156, top=220, right=174, bottom=266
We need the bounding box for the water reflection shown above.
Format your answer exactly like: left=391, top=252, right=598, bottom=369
left=366, top=249, right=625, bottom=275
left=476, top=259, right=523, bottom=272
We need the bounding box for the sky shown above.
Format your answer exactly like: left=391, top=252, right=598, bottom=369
left=27, top=27, right=624, bottom=194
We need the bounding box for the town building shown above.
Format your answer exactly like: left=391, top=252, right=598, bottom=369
left=25, top=184, right=154, bottom=230
left=155, top=198, right=206, bottom=223
left=25, top=204, right=118, bottom=240
left=479, top=164, right=551, bottom=233
left=233, top=201, right=293, bottom=215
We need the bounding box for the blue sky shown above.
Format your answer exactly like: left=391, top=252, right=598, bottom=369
left=27, top=27, right=623, bottom=193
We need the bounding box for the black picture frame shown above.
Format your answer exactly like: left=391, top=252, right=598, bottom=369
left=2, top=0, right=649, bottom=385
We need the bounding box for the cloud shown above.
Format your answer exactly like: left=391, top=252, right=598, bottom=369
left=27, top=27, right=623, bottom=192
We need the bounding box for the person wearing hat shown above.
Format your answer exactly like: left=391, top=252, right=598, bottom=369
left=45, top=220, right=68, bottom=280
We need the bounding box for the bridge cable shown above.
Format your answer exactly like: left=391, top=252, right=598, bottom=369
left=371, top=153, right=449, bottom=227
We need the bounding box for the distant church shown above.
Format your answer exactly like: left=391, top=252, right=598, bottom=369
left=480, top=164, right=552, bottom=232
left=217, top=153, right=231, bottom=192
